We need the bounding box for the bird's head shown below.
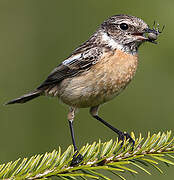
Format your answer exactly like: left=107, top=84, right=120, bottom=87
left=100, top=14, right=163, bottom=53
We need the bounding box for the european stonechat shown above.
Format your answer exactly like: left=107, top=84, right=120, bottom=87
left=6, top=14, right=162, bottom=165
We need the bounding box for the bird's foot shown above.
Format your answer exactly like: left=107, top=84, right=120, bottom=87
left=118, top=131, right=135, bottom=148
left=70, top=151, right=83, bottom=166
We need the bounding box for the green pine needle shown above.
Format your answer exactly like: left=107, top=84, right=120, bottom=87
left=1, top=131, right=174, bottom=179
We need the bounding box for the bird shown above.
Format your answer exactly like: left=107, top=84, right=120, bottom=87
left=5, top=14, right=162, bottom=166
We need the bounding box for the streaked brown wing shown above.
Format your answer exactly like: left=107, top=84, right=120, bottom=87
left=37, top=46, right=103, bottom=90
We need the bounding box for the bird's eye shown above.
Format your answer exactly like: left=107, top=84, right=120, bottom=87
left=120, top=23, right=129, bottom=30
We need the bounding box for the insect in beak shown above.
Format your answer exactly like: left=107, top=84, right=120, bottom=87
left=145, top=21, right=165, bottom=44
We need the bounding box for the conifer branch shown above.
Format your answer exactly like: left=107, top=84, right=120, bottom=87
left=1, top=131, right=174, bottom=180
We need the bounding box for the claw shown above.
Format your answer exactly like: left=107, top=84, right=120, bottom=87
left=70, top=151, right=83, bottom=166
left=118, top=131, right=135, bottom=149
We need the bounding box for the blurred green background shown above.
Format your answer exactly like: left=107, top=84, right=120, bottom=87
left=0, top=0, right=174, bottom=179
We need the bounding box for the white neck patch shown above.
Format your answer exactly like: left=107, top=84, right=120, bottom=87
left=101, top=32, right=124, bottom=50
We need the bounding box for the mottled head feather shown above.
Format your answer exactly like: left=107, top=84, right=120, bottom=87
left=99, top=14, right=149, bottom=53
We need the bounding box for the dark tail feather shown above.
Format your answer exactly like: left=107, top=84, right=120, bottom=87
left=5, top=90, right=42, bottom=105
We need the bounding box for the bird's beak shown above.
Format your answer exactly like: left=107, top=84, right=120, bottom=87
left=132, top=24, right=164, bottom=44
left=132, top=28, right=159, bottom=43
left=131, top=31, right=148, bottom=41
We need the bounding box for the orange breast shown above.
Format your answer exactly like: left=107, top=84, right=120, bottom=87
left=90, top=49, right=138, bottom=96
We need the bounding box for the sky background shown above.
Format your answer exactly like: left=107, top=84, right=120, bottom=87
left=0, top=0, right=174, bottom=179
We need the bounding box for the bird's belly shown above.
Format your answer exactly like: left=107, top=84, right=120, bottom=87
left=59, top=78, right=122, bottom=108
left=46, top=50, right=138, bottom=108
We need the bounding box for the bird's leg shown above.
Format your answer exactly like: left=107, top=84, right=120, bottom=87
left=68, top=107, right=83, bottom=166
left=90, top=106, right=135, bottom=147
